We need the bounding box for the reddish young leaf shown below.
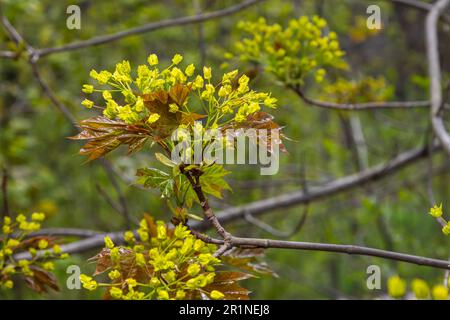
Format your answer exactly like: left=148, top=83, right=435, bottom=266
left=69, top=116, right=151, bottom=161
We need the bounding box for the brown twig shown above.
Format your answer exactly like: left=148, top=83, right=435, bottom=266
left=100, top=159, right=132, bottom=229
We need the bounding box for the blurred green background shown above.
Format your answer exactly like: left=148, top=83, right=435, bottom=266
left=0, top=0, right=449, bottom=299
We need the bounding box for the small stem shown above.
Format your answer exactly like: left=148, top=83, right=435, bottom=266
left=182, top=168, right=232, bottom=256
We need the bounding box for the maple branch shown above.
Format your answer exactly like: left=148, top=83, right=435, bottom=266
left=182, top=168, right=232, bottom=250
left=426, top=0, right=450, bottom=157
left=291, top=85, right=440, bottom=111
left=34, top=0, right=264, bottom=58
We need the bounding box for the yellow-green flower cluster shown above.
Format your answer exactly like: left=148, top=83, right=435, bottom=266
left=82, top=53, right=277, bottom=127
left=80, top=219, right=226, bottom=300
left=204, top=70, right=277, bottom=124
left=388, top=276, right=449, bottom=300
left=324, top=77, right=393, bottom=104
left=0, top=213, right=69, bottom=290
left=428, top=203, right=450, bottom=235
left=226, top=16, right=346, bottom=86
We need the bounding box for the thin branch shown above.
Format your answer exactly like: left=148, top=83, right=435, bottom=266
left=100, top=159, right=132, bottom=229
left=182, top=169, right=231, bottom=242
left=445, top=258, right=450, bottom=287
left=291, top=85, right=432, bottom=111
left=95, top=184, right=125, bottom=220
left=16, top=229, right=450, bottom=270
left=193, top=0, right=207, bottom=66
left=0, top=8, right=24, bottom=45
left=19, top=148, right=448, bottom=263
left=0, top=50, right=16, bottom=59
left=227, top=236, right=450, bottom=270
left=426, top=0, right=450, bottom=157
left=244, top=207, right=308, bottom=238
left=29, top=228, right=101, bottom=238
left=390, top=0, right=450, bottom=24
left=29, top=62, right=78, bottom=126
left=35, top=0, right=264, bottom=58
left=1, top=167, right=10, bottom=218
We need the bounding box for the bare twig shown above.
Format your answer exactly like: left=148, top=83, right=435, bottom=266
left=291, top=85, right=432, bottom=111
left=391, top=0, right=450, bottom=24
left=29, top=62, right=78, bottom=126
left=193, top=0, right=207, bottom=66
left=100, top=159, right=132, bottom=229
left=16, top=229, right=450, bottom=270
left=0, top=50, right=16, bottom=59
left=445, top=259, right=450, bottom=287
left=29, top=228, right=101, bottom=238
left=193, top=144, right=440, bottom=230
left=244, top=207, right=308, bottom=238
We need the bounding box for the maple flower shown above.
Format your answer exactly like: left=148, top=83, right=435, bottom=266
left=210, top=290, right=225, bottom=300
left=148, top=53, right=158, bottom=66
left=387, top=275, right=406, bottom=299
left=429, top=203, right=443, bottom=218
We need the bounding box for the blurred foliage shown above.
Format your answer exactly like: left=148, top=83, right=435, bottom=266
left=0, top=0, right=450, bottom=299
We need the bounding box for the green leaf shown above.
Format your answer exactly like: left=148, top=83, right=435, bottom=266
left=155, top=152, right=176, bottom=167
